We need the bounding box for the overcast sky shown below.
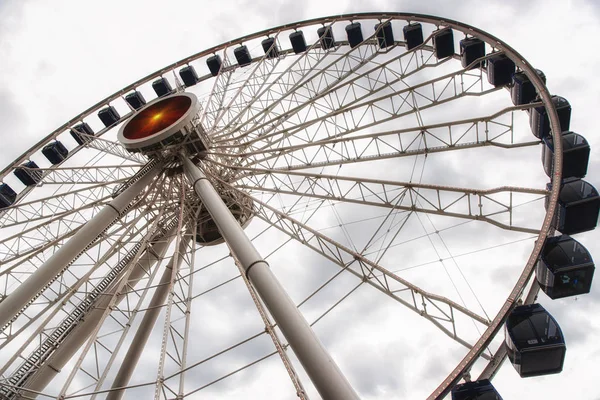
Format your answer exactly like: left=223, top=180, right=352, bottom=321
left=1, top=0, right=599, bottom=399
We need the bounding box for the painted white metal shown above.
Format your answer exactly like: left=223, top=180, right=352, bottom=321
left=0, top=165, right=159, bottom=331
left=182, top=155, right=359, bottom=400
left=16, top=228, right=175, bottom=399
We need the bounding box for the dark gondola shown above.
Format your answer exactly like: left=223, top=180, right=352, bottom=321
left=452, top=379, right=502, bottom=400
left=537, top=235, right=594, bottom=299
left=234, top=45, right=252, bottom=67
left=460, top=37, right=485, bottom=70
left=125, top=91, right=147, bottom=111
left=289, top=31, right=307, bottom=54
left=433, top=27, right=454, bottom=59
left=345, top=22, right=363, bottom=48
left=317, top=26, right=336, bottom=50
left=179, top=65, right=199, bottom=87
left=542, top=131, right=590, bottom=179
left=206, top=55, right=223, bottom=77
left=403, top=23, right=423, bottom=50
left=14, top=161, right=42, bottom=186
left=511, top=69, right=546, bottom=106
left=530, top=95, right=571, bottom=139
left=261, top=37, right=280, bottom=58
left=70, top=122, right=95, bottom=145
left=98, top=106, right=120, bottom=128
left=152, top=77, right=173, bottom=98
left=375, top=21, right=394, bottom=49
left=0, top=183, right=17, bottom=209
left=546, top=178, right=600, bottom=235
left=487, top=53, right=515, bottom=87
left=42, top=141, right=69, bottom=165
left=505, top=303, right=566, bottom=378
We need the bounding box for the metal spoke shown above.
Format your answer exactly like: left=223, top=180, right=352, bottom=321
left=212, top=36, right=441, bottom=148
left=0, top=182, right=123, bottom=228
left=55, top=204, right=173, bottom=399
left=229, top=166, right=546, bottom=233
left=213, top=105, right=539, bottom=171
left=212, top=31, right=382, bottom=144
left=207, top=42, right=284, bottom=134
left=38, top=165, right=140, bottom=185
left=0, top=209, right=172, bottom=391
left=86, top=137, right=147, bottom=164
left=235, top=65, right=499, bottom=169
left=211, top=174, right=493, bottom=353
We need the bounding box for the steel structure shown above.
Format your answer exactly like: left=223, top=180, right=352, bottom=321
left=0, top=12, right=571, bottom=400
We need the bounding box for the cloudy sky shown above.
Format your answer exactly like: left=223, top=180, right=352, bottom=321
left=1, top=0, right=599, bottom=399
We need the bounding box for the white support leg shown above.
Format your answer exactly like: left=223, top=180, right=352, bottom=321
left=17, top=229, right=175, bottom=399
left=182, top=155, right=359, bottom=400
left=107, top=235, right=191, bottom=400
left=0, top=166, right=160, bottom=330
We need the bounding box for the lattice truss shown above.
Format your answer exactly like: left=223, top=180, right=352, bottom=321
left=0, top=15, right=551, bottom=400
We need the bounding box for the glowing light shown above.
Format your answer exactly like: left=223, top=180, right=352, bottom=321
left=122, top=95, right=192, bottom=140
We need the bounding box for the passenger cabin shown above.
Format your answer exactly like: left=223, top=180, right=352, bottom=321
left=403, top=23, right=423, bottom=50
left=125, top=91, right=147, bottom=111
left=179, top=65, right=199, bottom=87
left=542, top=131, right=590, bottom=179
left=536, top=235, right=594, bottom=299
left=206, top=55, right=223, bottom=77
left=375, top=21, right=394, bottom=49
left=70, top=123, right=95, bottom=145
left=505, top=303, right=566, bottom=378
left=289, top=31, right=307, bottom=54
left=0, top=183, right=17, bottom=209
left=261, top=37, right=280, bottom=58
left=530, top=96, right=571, bottom=139
left=345, top=22, right=363, bottom=48
left=451, top=379, right=503, bottom=400
left=433, top=28, right=454, bottom=59
left=511, top=70, right=546, bottom=106
left=317, top=26, right=336, bottom=50
left=547, top=178, right=600, bottom=235
left=459, top=37, right=485, bottom=70
left=487, top=53, right=515, bottom=87
left=152, top=77, right=173, bottom=98
left=42, top=141, right=68, bottom=165
left=14, top=161, right=42, bottom=186
left=98, top=106, right=120, bottom=128
left=234, top=45, right=252, bottom=67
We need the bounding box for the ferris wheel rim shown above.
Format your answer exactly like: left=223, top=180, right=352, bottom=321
left=0, top=12, right=567, bottom=400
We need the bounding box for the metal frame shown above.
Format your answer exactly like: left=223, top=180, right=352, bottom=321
left=0, top=12, right=567, bottom=400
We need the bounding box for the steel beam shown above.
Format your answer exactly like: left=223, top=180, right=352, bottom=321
left=182, top=155, right=359, bottom=400
left=107, top=235, right=190, bottom=400
left=0, top=165, right=159, bottom=332
left=13, top=228, right=175, bottom=399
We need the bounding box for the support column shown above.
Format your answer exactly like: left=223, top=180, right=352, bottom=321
left=18, top=228, right=175, bottom=399
left=0, top=165, right=160, bottom=330
left=182, top=156, right=359, bottom=400
left=107, top=235, right=190, bottom=400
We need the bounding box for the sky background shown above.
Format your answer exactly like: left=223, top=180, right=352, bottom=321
left=1, top=0, right=599, bottom=399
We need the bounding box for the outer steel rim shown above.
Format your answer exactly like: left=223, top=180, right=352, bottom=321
left=0, top=12, right=564, bottom=399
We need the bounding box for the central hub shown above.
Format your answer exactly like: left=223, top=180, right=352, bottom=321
left=118, top=92, right=208, bottom=155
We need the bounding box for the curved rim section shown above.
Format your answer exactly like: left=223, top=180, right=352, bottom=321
left=0, top=12, right=564, bottom=398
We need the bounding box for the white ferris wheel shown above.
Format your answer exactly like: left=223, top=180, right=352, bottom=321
left=0, top=12, right=597, bottom=400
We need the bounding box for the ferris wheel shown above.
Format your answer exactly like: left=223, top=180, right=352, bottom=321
left=0, top=12, right=597, bottom=400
